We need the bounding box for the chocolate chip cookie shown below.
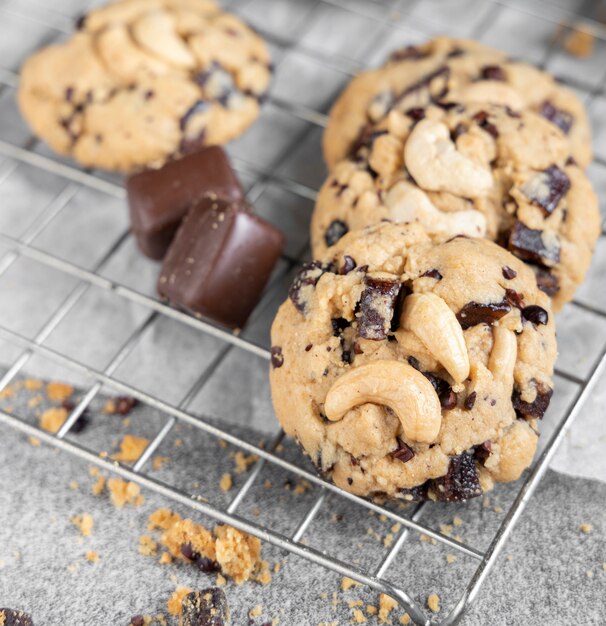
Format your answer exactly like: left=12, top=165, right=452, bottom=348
left=313, top=103, right=600, bottom=310
left=270, top=223, right=557, bottom=501
left=323, top=36, right=591, bottom=171
left=18, top=0, right=271, bottom=171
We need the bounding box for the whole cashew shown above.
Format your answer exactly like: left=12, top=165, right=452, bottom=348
left=488, top=326, right=517, bottom=392
left=384, top=181, right=487, bottom=238
left=400, top=293, right=470, bottom=384
left=404, top=119, right=493, bottom=198
left=133, top=11, right=196, bottom=68
left=323, top=360, right=442, bottom=443
left=449, top=82, right=525, bottom=110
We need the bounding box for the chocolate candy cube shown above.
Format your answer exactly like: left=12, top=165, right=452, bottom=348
left=158, top=198, right=284, bottom=328
left=127, top=146, right=244, bottom=260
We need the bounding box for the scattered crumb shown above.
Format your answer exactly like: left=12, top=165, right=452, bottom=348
left=348, top=600, right=363, bottom=608
left=46, top=382, right=73, bottom=402
left=112, top=435, right=150, bottom=463
left=0, top=386, right=14, bottom=400
left=579, top=523, right=593, bottom=534
left=104, top=396, right=138, bottom=415
left=89, top=467, right=100, bottom=477
left=174, top=438, right=183, bottom=448
left=166, top=586, right=192, bottom=615
left=148, top=508, right=182, bottom=531
left=342, top=577, right=361, bottom=591
left=263, top=479, right=273, bottom=489
left=352, top=608, right=367, bottom=623
left=506, top=554, right=513, bottom=561
left=494, top=506, right=504, bottom=513
left=152, top=456, right=169, bottom=471
left=586, top=569, right=594, bottom=578
left=366, top=605, right=377, bottom=616
left=399, top=614, right=411, bottom=625
left=71, top=513, right=93, bottom=537
left=92, top=476, right=106, bottom=496
left=216, top=573, right=226, bottom=587
left=379, top=514, right=387, bottom=523
left=218, top=439, right=228, bottom=449
left=439, top=523, right=453, bottom=536
left=69, top=480, right=79, bottom=491
left=378, top=594, right=397, bottom=624
left=159, top=552, right=172, bottom=565
left=23, top=378, right=43, bottom=391
left=39, top=407, right=68, bottom=433
left=28, top=395, right=43, bottom=408
left=220, top=473, right=233, bottom=492
left=273, top=562, right=281, bottom=574
left=107, top=479, right=144, bottom=508
left=27, top=436, right=41, bottom=447
left=564, top=28, right=595, bottom=58
left=446, top=554, right=457, bottom=564
left=452, top=516, right=463, bottom=527
left=482, top=497, right=490, bottom=509
left=249, top=605, right=263, bottom=618
left=427, top=593, right=440, bottom=613
left=233, top=451, right=258, bottom=474
left=420, top=534, right=437, bottom=545
left=85, top=551, right=99, bottom=563
left=383, top=533, right=394, bottom=548
left=391, top=523, right=401, bottom=534
left=138, top=535, right=158, bottom=557
left=293, top=479, right=312, bottom=495
left=67, top=562, right=79, bottom=574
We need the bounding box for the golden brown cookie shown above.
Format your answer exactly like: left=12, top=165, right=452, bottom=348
left=18, top=0, right=271, bottom=171
left=323, top=36, right=591, bottom=171
left=313, top=103, right=600, bottom=310
left=270, top=223, right=557, bottom=501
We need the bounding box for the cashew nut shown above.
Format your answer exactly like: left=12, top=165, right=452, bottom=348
left=400, top=293, right=470, bottom=384
left=133, top=11, right=196, bottom=68
left=488, top=326, right=517, bottom=392
left=404, top=119, right=493, bottom=198
left=323, top=360, right=442, bottom=443
left=384, top=181, right=487, bottom=238
left=449, top=82, right=525, bottom=110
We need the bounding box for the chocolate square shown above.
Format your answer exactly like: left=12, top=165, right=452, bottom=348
left=126, top=146, right=245, bottom=260
left=158, top=198, right=284, bottom=328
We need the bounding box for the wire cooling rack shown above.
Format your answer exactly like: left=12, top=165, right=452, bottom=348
left=0, top=0, right=605, bottom=623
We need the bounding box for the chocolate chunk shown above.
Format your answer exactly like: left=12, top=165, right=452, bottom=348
left=396, top=66, right=450, bottom=105
left=480, top=65, right=506, bottom=81
left=392, top=438, right=415, bottom=463
left=350, top=126, right=389, bottom=157
left=474, top=440, right=492, bottom=464
left=538, top=100, right=573, bottom=135
left=406, top=107, right=426, bottom=122
left=356, top=277, right=401, bottom=340
left=289, top=262, right=333, bottom=315
left=508, top=221, right=560, bottom=266
left=181, top=542, right=200, bottom=561
left=512, top=384, right=553, bottom=419
left=389, top=45, right=427, bottom=62
left=440, top=389, right=457, bottom=410
left=447, top=47, right=465, bottom=58
left=451, top=123, right=467, bottom=141
left=270, top=346, right=284, bottom=369
left=522, top=305, right=549, bottom=326
left=535, top=267, right=560, bottom=296
left=398, top=483, right=428, bottom=501
left=472, top=110, right=499, bottom=138
left=195, top=557, right=221, bottom=573
left=502, top=266, right=517, bottom=280
left=421, top=268, right=443, bottom=280
left=0, top=610, right=34, bottom=626
left=106, top=396, right=138, bottom=415
left=127, top=147, right=245, bottom=260
left=431, top=453, right=482, bottom=502
left=331, top=318, right=351, bottom=336
left=339, top=255, right=356, bottom=275
left=130, top=616, right=145, bottom=626
left=505, top=288, right=525, bottom=310
left=158, top=198, right=284, bottom=328
left=324, top=220, right=349, bottom=247
left=456, top=300, right=511, bottom=329
left=181, top=588, right=229, bottom=626
left=522, top=165, right=570, bottom=216
left=464, top=391, right=477, bottom=410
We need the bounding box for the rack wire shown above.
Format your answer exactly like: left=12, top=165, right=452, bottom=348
left=0, top=0, right=605, bottom=623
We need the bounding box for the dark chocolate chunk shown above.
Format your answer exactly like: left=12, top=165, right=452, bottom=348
left=472, top=110, right=499, bottom=138
left=505, top=288, right=525, bottom=310
left=324, top=219, right=349, bottom=247
left=522, top=165, right=570, bottom=216
left=512, top=384, right=553, bottom=419
left=195, top=557, right=221, bottom=573
left=127, top=146, right=245, bottom=260
left=396, top=66, right=450, bottom=105
left=130, top=616, right=145, bottom=626
left=440, top=389, right=457, bottom=410
left=181, top=588, right=229, bottom=626
left=464, top=391, right=477, bottom=410
left=502, top=266, right=517, bottom=280
left=508, top=221, right=560, bottom=266
left=270, top=346, right=284, bottom=369
left=447, top=47, right=465, bottom=58
left=421, top=268, right=443, bottom=280
left=75, top=14, right=87, bottom=29
left=456, top=299, right=511, bottom=329
left=350, top=126, right=389, bottom=157
left=389, top=45, right=427, bottom=62
left=474, top=440, right=492, bottom=464
left=181, top=542, right=201, bottom=561
left=451, top=123, right=467, bottom=141
left=431, top=453, right=482, bottom=502
left=331, top=318, right=351, bottom=336
left=356, top=277, right=401, bottom=340
left=106, top=396, right=138, bottom=415
left=392, top=438, right=415, bottom=463
left=339, top=255, right=356, bottom=275
left=535, top=267, right=560, bottom=296
left=289, top=262, right=333, bottom=315
left=0, top=610, right=34, bottom=626
left=158, top=198, right=284, bottom=329
left=522, top=305, right=549, bottom=326
left=406, top=107, right=426, bottom=122
left=538, top=100, right=573, bottom=135
left=62, top=399, right=89, bottom=434
left=398, top=483, right=429, bottom=501
left=479, top=65, right=506, bottom=81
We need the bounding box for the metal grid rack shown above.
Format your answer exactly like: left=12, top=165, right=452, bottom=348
left=0, top=0, right=605, bottom=623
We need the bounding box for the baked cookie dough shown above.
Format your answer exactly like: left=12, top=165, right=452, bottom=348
left=18, top=0, right=271, bottom=171
left=270, top=223, right=557, bottom=501
left=323, top=36, right=591, bottom=171
left=312, top=103, right=600, bottom=310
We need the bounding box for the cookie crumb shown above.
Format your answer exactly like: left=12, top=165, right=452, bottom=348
left=139, top=535, right=158, bottom=557
left=233, top=451, right=258, bottom=474
left=71, top=513, right=93, bottom=537
left=379, top=594, right=398, bottom=623
left=446, top=554, right=457, bottom=564
left=586, top=569, right=594, bottom=578
left=167, top=586, right=192, bottom=615
left=366, top=604, right=377, bottom=615
left=342, top=576, right=361, bottom=591
left=69, top=480, right=79, bottom=490
left=67, top=562, right=79, bottom=573
left=112, top=435, right=150, bottom=463
left=152, top=456, right=169, bottom=470
left=399, top=614, right=411, bottom=625
left=452, top=516, right=463, bottom=526
left=249, top=605, right=263, bottom=618
left=579, top=523, right=593, bottom=534
left=39, top=407, right=68, bottom=433
left=92, top=475, right=106, bottom=496
left=46, top=382, right=73, bottom=402
left=23, top=378, right=43, bottom=391
left=427, top=593, right=440, bottom=613
left=85, top=550, right=99, bottom=563
left=352, top=608, right=367, bottom=623
left=420, top=534, right=437, bottom=545
left=564, top=28, right=595, bottom=58
left=159, top=552, right=172, bottom=565
left=220, top=473, right=233, bottom=492
left=107, top=478, right=144, bottom=508
left=439, top=523, right=453, bottom=536
left=27, top=436, right=41, bottom=447
left=216, top=573, right=226, bottom=587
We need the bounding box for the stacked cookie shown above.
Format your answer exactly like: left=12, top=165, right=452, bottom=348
left=270, top=37, right=600, bottom=502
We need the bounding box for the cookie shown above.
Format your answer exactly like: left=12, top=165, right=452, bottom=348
left=18, top=0, right=271, bottom=171
left=323, top=36, right=591, bottom=171
left=312, top=103, right=600, bottom=310
left=270, top=223, right=557, bottom=501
